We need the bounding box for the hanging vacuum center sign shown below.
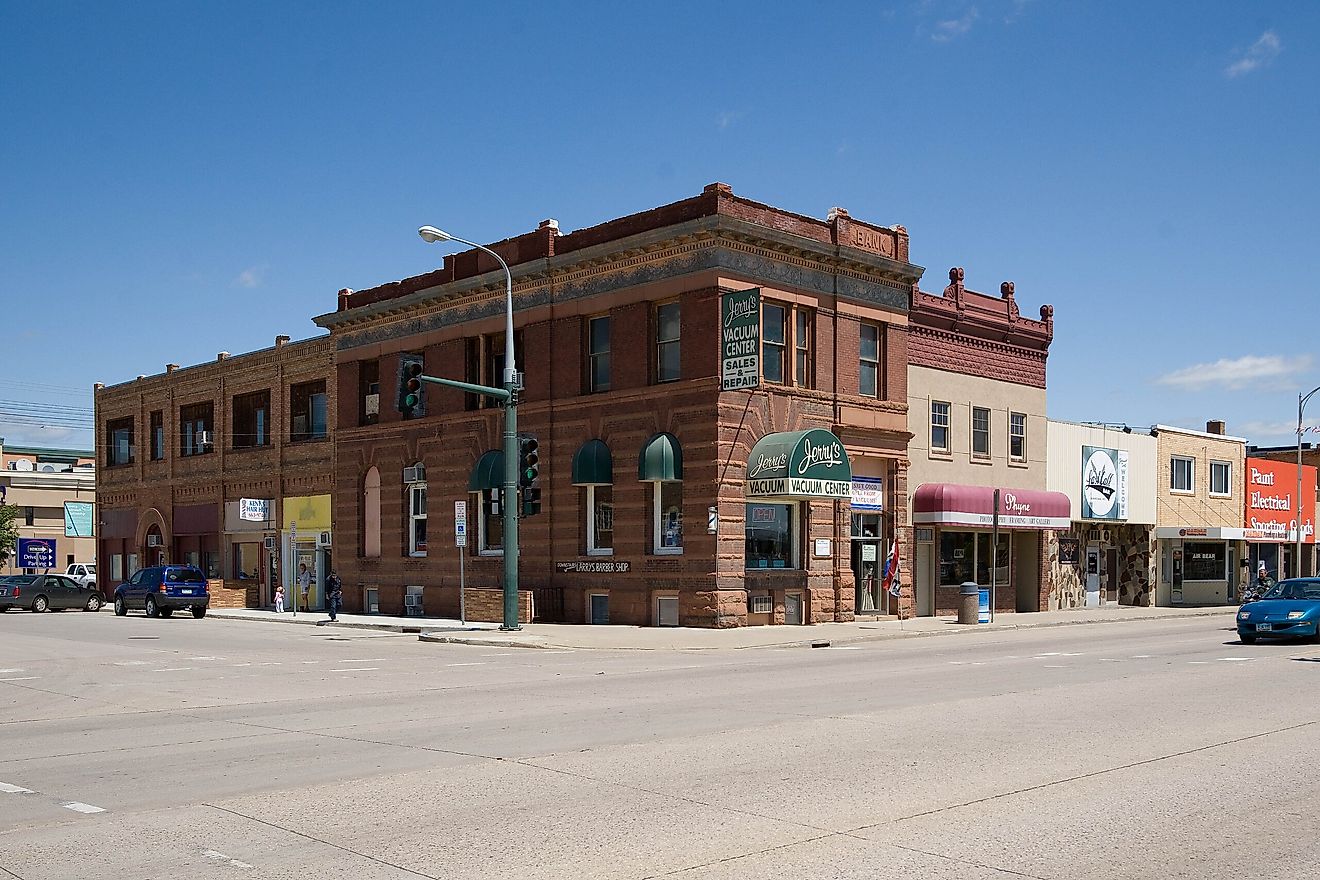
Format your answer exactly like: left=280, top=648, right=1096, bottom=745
left=721, top=288, right=761, bottom=391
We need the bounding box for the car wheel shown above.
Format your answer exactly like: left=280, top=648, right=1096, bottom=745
left=114, top=597, right=127, bottom=616
left=192, top=607, right=207, bottom=619
left=85, top=595, right=103, bottom=612
left=32, top=595, right=49, bottom=613
left=158, top=607, right=174, bottom=618
left=1240, top=633, right=1257, bottom=645
left=145, top=596, right=159, bottom=618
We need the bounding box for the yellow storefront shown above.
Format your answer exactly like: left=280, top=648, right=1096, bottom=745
left=281, top=494, right=332, bottom=612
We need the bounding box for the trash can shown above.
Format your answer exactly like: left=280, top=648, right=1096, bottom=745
left=978, top=589, right=991, bottom=624
left=958, top=582, right=980, bottom=625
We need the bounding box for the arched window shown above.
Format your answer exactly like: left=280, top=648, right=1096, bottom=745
left=573, top=439, right=613, bottom=556
left=363, top=467, right=381, bottom=558
left=639, top=432, right=683, bottom=554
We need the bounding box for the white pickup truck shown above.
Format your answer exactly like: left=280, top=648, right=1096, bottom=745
left=66, top=563, right=97, bottom=589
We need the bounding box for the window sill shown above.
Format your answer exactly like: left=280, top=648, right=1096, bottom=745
left=408, top=552, right=427, bottom=559
left=1170, top=489, right=1195, bottom=496
left=1208, top=492, right=1232, bottom=499
left=970, top=456, right=993, bottom=465
left=928, top=450, right=953, bottom=461
left=478, top=550, right=504, bottom=558
left=289, top=435, right=330, bottom=445
left=653, top=548, right=684, bottom=556
left=586, top=548, right=614, bottom=557
left=1009, top=459, right=1029, bottom=468
left=230, top=444, right=272, bottom=453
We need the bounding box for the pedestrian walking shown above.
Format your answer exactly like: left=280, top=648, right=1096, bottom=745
left=274, top=583, right=285, bottom=614
left=326, top=570, right=343, bottom=621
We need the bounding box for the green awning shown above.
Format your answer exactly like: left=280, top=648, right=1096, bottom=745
left=746, top=429, right=852, bottom=499
left=468, top=450, right=504, bottom=491
left=638, top=432, right=683, bottom=481
left=572, top=439, right=613, bottom=485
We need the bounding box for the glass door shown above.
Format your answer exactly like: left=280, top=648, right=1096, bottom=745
left=851, top=514, right=883, bottom=613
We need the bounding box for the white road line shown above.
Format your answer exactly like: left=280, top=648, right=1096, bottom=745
left=1060, top=652, right=1084, bottom=657
left=1218, top=657, right=1256, bottom=662
left=155, top=667, right=194, bottom=672
left=1132, top=655, right=1153, bottom=659
left=113, top=661, right=148, bottom=666
left=203, top=849, right=255, bottom=869
left=62, top=801, right=105, bottom=814
left=1188, top=661, right=1210, bottom=665
left=301, top=660, right=320, bottom=665
left=336, top=667, right=380, bottom=672
left=1043, top=665, right=1069, bottom=669
left=229, top=663, right=252, bottom=667
left=0, top=668, right=24, bottom=674
left=1034, top=652, right=1063, bottom=657
left=189, top=656, right=227, bottom=661
left=0, top=677, right=38, bottom=682
left=337, top=658, right=389, bottom=663
left=445, top=662, right=486, bottom=667
left=0, top=782, right=34, bottom=794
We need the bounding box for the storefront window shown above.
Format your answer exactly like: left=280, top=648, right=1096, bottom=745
left=939, top=531, right=976, bottom=586
left=653, top=481, right=683, bottom=553
left=745, top=502, right=795, bottom=569
left=586, top=485, right=613, bottom=555
left=233, top=542, right=261, bottom=580
left=1184, top=542, right=1226, bottom=580
left=476, top=489, right=504, bottom=555
left=974, top=533, right=1011, bottom=586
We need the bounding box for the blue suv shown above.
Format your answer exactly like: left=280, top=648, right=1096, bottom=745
left=113, top=566, right=210, bottom=619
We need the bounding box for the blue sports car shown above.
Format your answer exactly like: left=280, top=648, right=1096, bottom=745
left=1237, top=578, right=1320, bottom=644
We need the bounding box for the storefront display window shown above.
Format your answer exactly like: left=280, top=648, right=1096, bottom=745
left=745, top=503, right=795, bottom=569
left=939, top=531, right=976, bottom=586
left=1184, top=541, right=1226, bottom=581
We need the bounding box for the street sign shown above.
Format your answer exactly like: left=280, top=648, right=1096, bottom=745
left=18, top=538, right=56, bottom=570
left=720, top=288, right=761, bottom=391
left=455, top=500, right=468, bottom=548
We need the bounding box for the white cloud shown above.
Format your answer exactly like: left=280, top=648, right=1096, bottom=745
left=235, top=265, right=266, bottom=288
left=1238, top=419, right=1305, bottom=444
left=716, top=110, right=744, bottom=130
left=1225, top=30, right=1282, bottom=78
left=932, top=7, right=978, bottom=41
left=1156, top=354, right=1313, bottom=391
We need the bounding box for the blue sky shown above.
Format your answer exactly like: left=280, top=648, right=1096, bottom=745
left=2, top=1, right=1317, bottom=451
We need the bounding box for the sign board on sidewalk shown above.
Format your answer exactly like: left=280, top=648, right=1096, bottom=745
left=18, top=538, right=56, bottom=570
left=455, top=500, right=468, bottom=548
left=720, top=288, right=761, bottom=391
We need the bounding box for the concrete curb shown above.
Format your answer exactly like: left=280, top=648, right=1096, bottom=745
left=207, top=611, right=425, bottom=634
left=416, top=607, right=1238, bottom=652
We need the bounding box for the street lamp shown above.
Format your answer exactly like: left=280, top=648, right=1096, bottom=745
left=419, top=225, right=521, bottom=631
left=1297, top=385, right=1320, bottom=580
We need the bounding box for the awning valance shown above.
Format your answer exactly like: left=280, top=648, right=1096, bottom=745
left=573, top=439, right=613, bottom=485
left=468, top=450, right=504, bottom=491
left=913, top=484, right=1070, bottom=530
left=639, top=432, right=683, bottom=481
left=746, top=429, right=852, bottom=499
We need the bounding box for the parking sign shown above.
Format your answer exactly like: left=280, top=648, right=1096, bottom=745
left=455, top=501, right=467, bottom=547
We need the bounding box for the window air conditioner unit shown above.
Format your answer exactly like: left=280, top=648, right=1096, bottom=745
left=317, top=531, right=332, bottom=548
left=403, top=464, right=425, bottom=484
left=147, top=534, right=162, bottom=547
left=263, top=536, right=276, bottom=551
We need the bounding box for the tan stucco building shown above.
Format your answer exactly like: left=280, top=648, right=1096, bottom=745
left=0, top=442, right=97, bottom=575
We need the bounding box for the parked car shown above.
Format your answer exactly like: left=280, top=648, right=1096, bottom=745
left=113, top=566, right=210, bottom=619
left=1236, top=578, right=1320, bottom=644
left=65, top=563, right=97, bottom=589
left=0, top=574, right=105, bottom=612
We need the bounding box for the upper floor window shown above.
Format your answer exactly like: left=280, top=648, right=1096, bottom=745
left=971, top=406, right=991, bottom=459
left=232, top=390, right=270, bottom=449
left=359, top=359, right=380, bottom=426
left=106, top=417, right=134, bottom=466
left=1210, top=460, right=1232, bottom=497
left=1009, top=412, right=1027, bottom=463
left=655, top=301, right=681, bottom=383
left=588, top=316, right=611, bottom=393
left=762, top=303, right=787, bottom=384
left=149, top=411, right=164, bottom=461
left=931, top=401, right=950, bottom=453
left=179, top=402, right=214, bottom=457
left=859, top=324, right=882, bottom=397
left=290, top=380, right=327, bottom=441
left=1171, top=455, right=1195, bottom=493
left=794, top=308, right=815, bottom=389
left=408, top=473, right=427, bottom=557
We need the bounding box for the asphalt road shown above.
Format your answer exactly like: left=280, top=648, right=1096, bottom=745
left=1, top=611, right=1317, bottom=880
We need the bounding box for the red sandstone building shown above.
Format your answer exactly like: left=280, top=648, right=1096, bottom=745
left=93, top=337, right=336, bottom=609
left=317, top=184, right=921, bottom=625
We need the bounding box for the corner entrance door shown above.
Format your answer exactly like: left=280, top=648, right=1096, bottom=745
left=1104, top=548, right=1119, bottom=604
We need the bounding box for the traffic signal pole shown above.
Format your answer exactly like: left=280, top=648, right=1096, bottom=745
left=415, top=373, right=520, bottom=631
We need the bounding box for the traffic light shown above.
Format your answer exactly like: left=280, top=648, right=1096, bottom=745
left=399, top=361, right=422, bottom=416
left=518, top=434, right=539, bottom=487
left=521, top=486, right=542, bottom=517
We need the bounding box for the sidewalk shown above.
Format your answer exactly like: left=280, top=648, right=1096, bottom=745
left=208, top=604, right=1237, bottom=649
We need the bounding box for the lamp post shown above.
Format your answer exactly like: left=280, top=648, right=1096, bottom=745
left=419, top=226, right=521, bottom=631
left=1296, top=385, right=1320, bottom=580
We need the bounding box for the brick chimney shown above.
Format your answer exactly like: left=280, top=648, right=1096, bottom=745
left=217, top=352, right=230, bottom=361
left=166, top=363, right=179, bottom=373
left=275, top=335, right=291, bottom=347
left=1206, top=420, right=1226, bottom=435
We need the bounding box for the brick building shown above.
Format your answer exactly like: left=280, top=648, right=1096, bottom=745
left=93, top=336, right=335, bottom=608
left=904, top=269, right=1066, bottom=616
left=316, top=184, right=922, bottom=626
